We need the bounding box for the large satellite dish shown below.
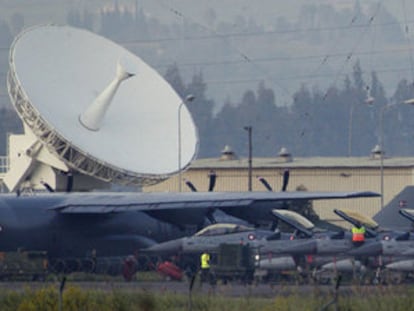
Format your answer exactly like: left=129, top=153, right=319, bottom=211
left=7, top=25, right=198, bottom=187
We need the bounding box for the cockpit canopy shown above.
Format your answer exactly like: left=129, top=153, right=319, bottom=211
left=194, top=223, right=254, bottom=237
left=336, top=208, right=379, bottom=230
left=272, top=209, right=315, bottom=231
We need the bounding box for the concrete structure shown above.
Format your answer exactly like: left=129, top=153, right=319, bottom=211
left=144, top=148, right=414, bottom=227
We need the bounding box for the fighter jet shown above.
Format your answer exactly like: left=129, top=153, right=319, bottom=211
left=142, top=209, right=346, bottom=278
left=324, top=206, right=414, bottom=283
left=142, top=222, right=276, bottom=256
left=262, top=209, right=380, bottom=280
left=255, top=209, right=334, bottom=277
left=348, top=207, right=414, bottom=282
left=142, top=220, right=303, bottom=274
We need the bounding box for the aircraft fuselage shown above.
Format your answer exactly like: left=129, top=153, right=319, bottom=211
left=0, top=194, right=182, bottom=259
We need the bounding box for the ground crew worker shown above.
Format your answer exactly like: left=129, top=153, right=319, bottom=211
left=200, top=251, right=210, bottom=283
left=352, top=223, right=366, bottom=246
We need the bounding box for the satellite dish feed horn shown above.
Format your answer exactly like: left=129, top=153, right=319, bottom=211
left=79, top=60, right=135, bottom=131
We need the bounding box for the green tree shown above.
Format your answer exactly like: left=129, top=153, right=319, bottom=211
left=387, top=79, right=414, bottom=155
left=164, top=64, right=186, bottom=99
left=185, top=71, right=215, bottom=157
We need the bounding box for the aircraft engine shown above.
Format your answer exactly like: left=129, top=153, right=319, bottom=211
left=320, top=258, right=364, bottom=273
left=256, top=255, right=296, bottom=271
left=386, top=259, right=414, bottom=272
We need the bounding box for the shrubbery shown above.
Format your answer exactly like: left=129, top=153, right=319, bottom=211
left=0, top=284, right=413, bottom=310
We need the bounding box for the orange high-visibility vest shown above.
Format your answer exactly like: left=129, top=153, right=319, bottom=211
left=352, top=226, right=366, bottom=242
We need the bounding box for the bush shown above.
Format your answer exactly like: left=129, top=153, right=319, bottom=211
left=0, top=283, right=414, bottom=311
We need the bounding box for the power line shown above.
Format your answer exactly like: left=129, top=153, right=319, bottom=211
left=153, top=0, right=293, bottom=98
left=322, top=1, right=383, bottom=100
left=118, top=20, right=414, bottom=45
left=153, top=46, right=414, bottom=69
left=402, top=0, right=414, bottom=83
left=0, top=3, right=412, bottom=102
left=298, top=7, right=362, bottom=80
left=0, top=44, right=413, bottom=71
left=203, top=66, right=414, bottom=86
left=129, top=1, right=414, bottom=100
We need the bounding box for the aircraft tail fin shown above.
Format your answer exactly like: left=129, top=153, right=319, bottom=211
left=373, top=186, right=414, bottom=230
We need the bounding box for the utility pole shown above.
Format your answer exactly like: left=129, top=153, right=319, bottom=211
left=244, top=126, right=252, bottom=191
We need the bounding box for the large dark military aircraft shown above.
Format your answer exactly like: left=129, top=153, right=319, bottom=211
left=0, top=189, right=378, bottom=272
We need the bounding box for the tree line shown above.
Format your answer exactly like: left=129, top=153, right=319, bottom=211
left=2, top=60, right=414, bottom=159
left=163, top=61, right=414, bottom=159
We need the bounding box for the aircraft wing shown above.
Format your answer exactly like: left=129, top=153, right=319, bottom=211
left=49, top=191, right=379, bottom=213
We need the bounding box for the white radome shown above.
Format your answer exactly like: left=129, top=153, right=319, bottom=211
left=7, top=25, right=198, bottom=186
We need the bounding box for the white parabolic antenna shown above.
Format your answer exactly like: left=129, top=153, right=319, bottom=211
left=7, top=25, right=198, bottom=186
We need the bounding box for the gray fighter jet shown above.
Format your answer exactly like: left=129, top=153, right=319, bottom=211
left=142, top=222, right=277, bottom=256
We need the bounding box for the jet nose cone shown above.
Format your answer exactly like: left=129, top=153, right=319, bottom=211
left=348, top=241, right=382, bottom=257
left=386, top=259, right=414, bottom=272
left=142, top=239, right=183, bottom=255
left=283, top=240, right=317, bottom=255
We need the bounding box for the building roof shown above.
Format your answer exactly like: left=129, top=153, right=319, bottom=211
left=190, top=156, right=414, bottom=169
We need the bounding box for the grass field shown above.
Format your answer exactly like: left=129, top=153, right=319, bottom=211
left=0, top=282, right=413, bottom=311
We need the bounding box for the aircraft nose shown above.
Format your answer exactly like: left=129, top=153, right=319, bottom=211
left=283, top=240, right=318, bottom=255
left=347, top=241, right=382, bottom=257
left=141, top=238, right=183, bottom=255
left=386, top=259, right=414, bottom=272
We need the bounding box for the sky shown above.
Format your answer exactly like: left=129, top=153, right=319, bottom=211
left=1, top=1, right=412, bottom=27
